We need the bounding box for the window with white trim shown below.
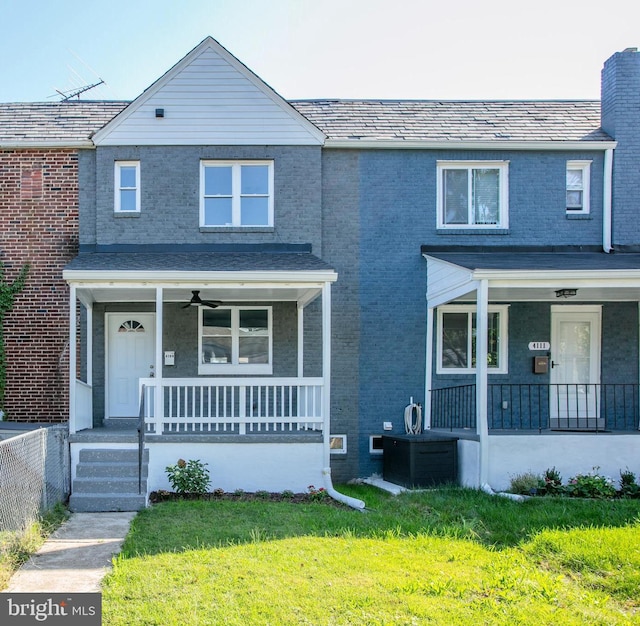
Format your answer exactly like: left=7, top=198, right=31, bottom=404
left=114, top=161, right=140, bottom=212
left=566, top=161, right=591, bottom=214
left=437, top=161, right=509, bottom=228
left=436, top=305, right=508, bottom=374
left=199, top=306, right=272, bottom=375
left=200, top=161, right=273, bottom=227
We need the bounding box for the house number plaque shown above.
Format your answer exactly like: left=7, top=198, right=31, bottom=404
left=528, top=341, right=550, bottom=351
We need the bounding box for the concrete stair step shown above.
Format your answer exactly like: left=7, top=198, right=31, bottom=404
left=72, top=476, right=146, bottom=494
left=69, top=493, right=147, bottom=513
left=76, top=462, right=148, bottom=479
left=79, top=448, right=148, bottom=463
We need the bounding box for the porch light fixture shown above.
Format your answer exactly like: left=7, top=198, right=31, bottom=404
left=555, top=288, right=578, bottom=299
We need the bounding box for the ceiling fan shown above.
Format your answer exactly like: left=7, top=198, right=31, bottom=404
left=182, top=290, right=222, bottom=309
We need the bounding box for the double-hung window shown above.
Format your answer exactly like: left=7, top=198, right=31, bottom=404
left=566, top=161, right=591, bottom=214
left=201, top=161, right=273, bottom=227
left=199, top=306, right=272, bottom=375
left=436, top=304, right=508, bottom=374
left=114, top=161, right=140, bottom=213
left=437, top=161, right=509, bottom=229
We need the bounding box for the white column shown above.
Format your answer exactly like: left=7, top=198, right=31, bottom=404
left=86, top=303, right=93, bottom=387
left=154, top=287, right=164, bottom=424
left=476, top=280, right=489, bottom=486
left=68, top=285, right=77, bottom=434
left=297, top=305, right=304, bottom=379
left=424, top=305, right=434, bottom=430
left=322, top=282, right=332, bottom=469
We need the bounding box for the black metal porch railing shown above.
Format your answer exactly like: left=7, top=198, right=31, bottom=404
left=430, top=383, right=640, bottom=433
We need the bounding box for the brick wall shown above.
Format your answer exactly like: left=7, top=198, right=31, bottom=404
left=0, top=149, right=78, bottom=422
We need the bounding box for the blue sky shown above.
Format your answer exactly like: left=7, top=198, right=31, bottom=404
left=1, top=0, right=639, bottom=103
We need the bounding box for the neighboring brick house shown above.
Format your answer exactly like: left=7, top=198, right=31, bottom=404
left=3, top=39, right=640, bottom=510
left=0, top=103, right=126, bottom=422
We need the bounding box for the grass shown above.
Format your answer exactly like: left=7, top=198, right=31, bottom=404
left=0, top=503, right=69, bottom=590
left=102, top=486, right=640, bottom=625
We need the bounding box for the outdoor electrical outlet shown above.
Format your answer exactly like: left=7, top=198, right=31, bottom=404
left=383, top=421, right=393, bottom=430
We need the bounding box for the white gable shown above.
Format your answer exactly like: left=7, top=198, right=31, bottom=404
left=93, top=38, right=324, bottom=146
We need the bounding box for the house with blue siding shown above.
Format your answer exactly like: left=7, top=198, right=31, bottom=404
left=4, top=38, right=640, bottom=509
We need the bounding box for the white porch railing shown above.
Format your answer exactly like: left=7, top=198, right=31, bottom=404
left=138, top=377, right=324, bottom=435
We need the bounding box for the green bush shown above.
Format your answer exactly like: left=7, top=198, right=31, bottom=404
left=543, top=467, right=564, bottom=496
left=619, top=469, right=640, bottom=498
left=165, top=459, right=211, bottom=494
left=508, top=472, right=545, bottom=495
left=566, top=467, right=616, bottom=499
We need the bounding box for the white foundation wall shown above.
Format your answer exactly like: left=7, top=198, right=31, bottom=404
left=147, top=442, right=325, bottom=493
left=487, top=435, right=640, bottom=492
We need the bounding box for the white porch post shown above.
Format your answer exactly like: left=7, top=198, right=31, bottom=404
left=322, top=282, right=332, bottom=469
left=86, top=303, right=93, bottom=387
left=297, top=305, right=304, bottom=378
left=424, top=304, right=434, bottom=430
left=476, top=280, right=490, bottom=486
left=68, top=285, right=77, bottom=434
left=154, top=287, right=163, bottom=424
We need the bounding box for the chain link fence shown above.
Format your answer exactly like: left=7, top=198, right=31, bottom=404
left=0, top=425, right=70, bottom=531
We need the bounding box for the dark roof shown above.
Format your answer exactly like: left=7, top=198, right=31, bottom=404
left=291, top=100, right=611, bottom=143
left=65, top=251, right=335, bottom=273
left=0, top=101, right=128, bottom=144
left=423, top=250, right=640, bottom=271
left=0, top=99, right=611, bottom=145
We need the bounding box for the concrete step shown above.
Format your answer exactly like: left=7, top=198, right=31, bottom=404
left=79, top=448, right=148, bottom=463
left=76, top=461, right=148, bottom=479
left=72, top=476, right=147, bottom=494
left=68, top=493, right=147, bottom=513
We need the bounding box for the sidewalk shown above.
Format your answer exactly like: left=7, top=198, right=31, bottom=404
left=2, top=512, right=135, bottom=593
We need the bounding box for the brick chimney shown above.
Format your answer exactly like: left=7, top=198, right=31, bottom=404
left=601, top=48, right=640, bottom=249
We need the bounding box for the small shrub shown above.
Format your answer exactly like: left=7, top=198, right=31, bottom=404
left=281, top=490, right=295, bottom=499
left=619, top=469, right=640, bottom=498
left=307, top=485, right=329, bottom=501
left=212, top=487, right=225, bottom=498
left=255, top=490, right=271, bottom=500
left=566, top=467, right=616, bottom=499
left=233, top=489, right=245, bottom=498
left=508, top=472, right=545, bottom=495
left=543, top=467, right=564, bottom=496
left=165, top=458, right=211, bottom=495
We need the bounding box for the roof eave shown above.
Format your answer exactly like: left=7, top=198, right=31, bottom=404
left=0, top=140, right=95, bottom=149
left=324, top=139, right=617, bottom=151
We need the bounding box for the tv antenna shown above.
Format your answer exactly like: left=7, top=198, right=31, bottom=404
left=56, top=79, right=105, bottom=101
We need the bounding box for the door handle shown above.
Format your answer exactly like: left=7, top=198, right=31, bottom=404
left=149, top=365, right=155, bottom=378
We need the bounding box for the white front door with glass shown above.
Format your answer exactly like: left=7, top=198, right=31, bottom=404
left=550, top=305, right=602, bottom=429
left=106, top=313, right=156, bottom=418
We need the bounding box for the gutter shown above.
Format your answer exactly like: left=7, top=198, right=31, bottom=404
left=603, top=148, right=614, bottom=253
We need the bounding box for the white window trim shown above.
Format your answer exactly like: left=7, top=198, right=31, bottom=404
left=436, top=304, right=509, bottom=374
left=330, top=434, right=348, bottom=455
left=436, top=161, right=509, bottom=229
left=200, top=160, right=274, bottom=227
left=566, top=160, right=591, bottom=214
left=198, top=306, right=273, bottom=375
left=114, top=161, right=140, bottom=213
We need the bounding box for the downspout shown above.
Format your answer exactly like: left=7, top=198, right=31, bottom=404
left=476, top=280, right=490, bottom=488
left=603, top=148, right=613, bottom=253
left=320, top=282, right=365, bottom=510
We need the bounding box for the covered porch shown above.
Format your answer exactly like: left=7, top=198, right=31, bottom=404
left=423, top=248, right=640, bottom=489
left=63, top=247, right=340, bottom=503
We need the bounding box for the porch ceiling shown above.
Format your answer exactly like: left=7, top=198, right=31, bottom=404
left=424, top=250, right=640, bottom=305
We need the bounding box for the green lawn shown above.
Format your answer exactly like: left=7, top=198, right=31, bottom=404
left=102, top=486, right=640, bottom=625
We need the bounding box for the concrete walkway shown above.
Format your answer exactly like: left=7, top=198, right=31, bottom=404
left=2, top=512, right=135, bottom=593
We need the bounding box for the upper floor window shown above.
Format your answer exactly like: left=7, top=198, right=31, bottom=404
left=199, top=306, right=272, bottom=375
left=437, top=161, right=509, bottom=229
left=436, top=304, right=509, bottom=374
left=200, top=161, right=274, bottom=227
left=114, top=161, right=140, bottom=213
left=566, top=161, right=591, bottom=214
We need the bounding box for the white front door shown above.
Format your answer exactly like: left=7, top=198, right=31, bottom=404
left=550, top=305, right=601, bottom=429
left=107, top=313, right=156, bottom=418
